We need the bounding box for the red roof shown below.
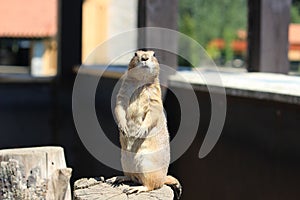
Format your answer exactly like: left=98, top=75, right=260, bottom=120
left=0, top=0, right=57, bottom=38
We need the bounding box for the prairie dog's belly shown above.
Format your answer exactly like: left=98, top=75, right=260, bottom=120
left=120, top=113, right=170, bottom=174
left=120, top=132, right=170, bottom=174
left=120, top=123, right=168, bottom=151
left=126, top=99, right=146, bottom=133
left=125, top=87, right=151, bottom=132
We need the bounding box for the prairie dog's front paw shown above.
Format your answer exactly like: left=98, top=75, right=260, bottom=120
left=118, top=121, right=128, bottom=136
left=119, top=126, right=128, bottom=136
left=135, top=126, right=148, bottom=138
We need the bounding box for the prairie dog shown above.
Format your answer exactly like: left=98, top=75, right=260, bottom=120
left=113, top=50, right=182, bottom=198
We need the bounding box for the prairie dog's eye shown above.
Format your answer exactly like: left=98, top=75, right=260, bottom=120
left=135, top=52, right=138, bottom=57
left=153, top=53, right=156, bottom=57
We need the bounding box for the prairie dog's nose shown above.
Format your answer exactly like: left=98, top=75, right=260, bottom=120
left=141, top=54, right=149, bottom=61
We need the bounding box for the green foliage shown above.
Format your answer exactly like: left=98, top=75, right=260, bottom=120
left=178, top=0, right=247, bottom=66
left=291, top=1, right=300, bottom=23
left=207, top=45, right=221, bottom=60
left=223, top=27, right=235, bottom=62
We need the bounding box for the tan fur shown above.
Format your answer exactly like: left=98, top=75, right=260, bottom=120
left=115, top=50, right=181, bottom=196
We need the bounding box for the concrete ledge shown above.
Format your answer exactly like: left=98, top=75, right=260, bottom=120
left=169, top=68, right=300, bottom=105
left=0, top=74, right=54, bottom=83
left=76, top=65, right=300, bottom=105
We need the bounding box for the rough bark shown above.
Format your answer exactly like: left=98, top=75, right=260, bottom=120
left=73, top=177, right=174, bottom=200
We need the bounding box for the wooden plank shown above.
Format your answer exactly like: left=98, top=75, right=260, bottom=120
left=57, top=0, right=82, bottom=78
left=138, top=0, right=178, bottom=88
left=247, top=0, right=291, bottom=73
left=247, top=0, right=261, bottom=71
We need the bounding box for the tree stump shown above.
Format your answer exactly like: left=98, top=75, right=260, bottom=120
left=73, top=177, right=174, bottom=200
left=0, top=146, right=72, bottom=200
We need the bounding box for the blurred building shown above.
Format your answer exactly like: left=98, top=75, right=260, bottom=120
left=82, top=0, right=137, bottom=64
left=0, top=0, right=58, bottom=76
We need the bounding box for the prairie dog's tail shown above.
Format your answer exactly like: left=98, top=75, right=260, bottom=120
left=164, top=175, right=182, bottom=199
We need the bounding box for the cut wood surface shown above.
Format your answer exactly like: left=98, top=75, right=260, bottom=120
left=73, top=177, right=174, bottom=200
left=0, top=146, right=72, bottom=200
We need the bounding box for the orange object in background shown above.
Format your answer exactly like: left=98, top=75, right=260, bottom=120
left=0, top=0, right=57, bottom=38
left=289, top=24, right=300, bottom=61
left=209, top=24, right=300, bottom=61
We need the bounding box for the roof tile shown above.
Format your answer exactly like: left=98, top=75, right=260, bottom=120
left=0, top=0, right=57, bottom=38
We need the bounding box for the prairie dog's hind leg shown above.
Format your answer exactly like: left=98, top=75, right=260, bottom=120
left=164, top=175, right=182, bottom=199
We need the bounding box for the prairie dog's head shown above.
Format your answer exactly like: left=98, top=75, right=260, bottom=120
left=127, top=50, right=159, bottom=80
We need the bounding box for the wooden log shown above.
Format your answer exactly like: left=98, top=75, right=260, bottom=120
left=247, top=0, right=291, bottom=73
left=73, top=177, right=174, bottom=200
left=138, top=0, right=179, bottom=94
left=0, top=146, right=72, bottom=200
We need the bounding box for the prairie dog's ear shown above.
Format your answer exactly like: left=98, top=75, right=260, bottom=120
left=148, top=51, right=155, bottom=57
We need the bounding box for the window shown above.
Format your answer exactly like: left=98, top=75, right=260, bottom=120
left=178, top=0, right=248, bottom=68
